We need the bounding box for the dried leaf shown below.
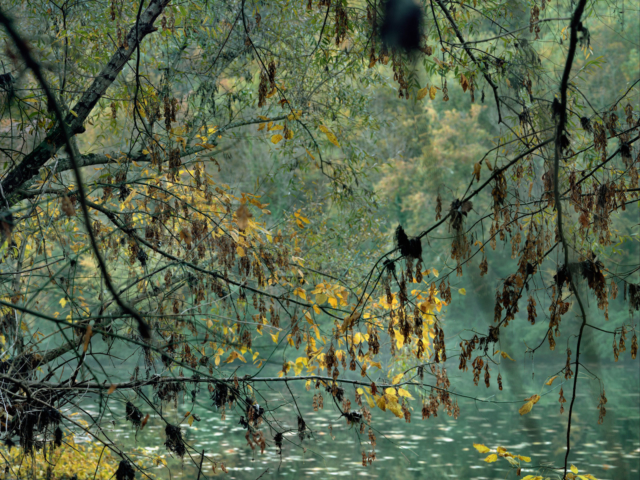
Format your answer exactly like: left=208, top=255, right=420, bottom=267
left=460, top=73, right=470, bottom=92
left=140, top=413, right=150, bottom=429
left=235, top=204, right=252, bottom=230
left=61, top=196, right=75, bottom=217
left=546, top=375, right=559, bottom=386
left=519, top=400, right=534, bottom=415
left=319, top=125, right=340, bottom=147
left=83, top=325, right=93, bottom=353
left=473, top=162, right=481, bottom=182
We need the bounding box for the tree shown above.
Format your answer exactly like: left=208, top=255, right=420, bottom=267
left=0, top=1, right=638, bottom=479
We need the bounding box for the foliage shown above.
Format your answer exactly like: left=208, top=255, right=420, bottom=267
left=0, top=0, right=638, bottom=479
left=0, top=438, right=151, bottom=480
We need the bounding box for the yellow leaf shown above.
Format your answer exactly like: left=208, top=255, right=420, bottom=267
left=417, top=87, right=429, bottom=100
left=394, top=329, right=404, bottom=349
left=69, top=109, right=78, bottom=117
left=432, top=268, right=439, bottom=277
left=459, top=288, right=466, bottom=295
left=384, top=387, right=397, bottom=397
left=316, top=293, right=328, bottom=304
left=473, top=443, right=490, bottom=453
left=392, top=373, right=404, bottom=385
left=271, top=134, right=283, bottom=144
left=313, top=304, right=321, bottom=314
left=518, top=455, right=531, bottom=462
left=305, top=148, right=316, bottom=160
left=397, top=388, right=413, bottom=398
left=107, top=384, right=117, bottom=395
left=319, top=125, right=340, bottom=147
left=341, top=310, right=361, bottom=332
left=236, top=246, right=246, bottom=257
left=497, top=446, right=508, bottom=456
left=224, top=351, right=246, bottom=363
left=357, top=388, right=364, bottom=395
left=473, top=162, right=481, bottom=182
left=525, top=394, right=541, bottom=404
left=328, top=297, right=338, bottom=308
left=571, top=465, right=579, bottom=474
left=484, top=454, right=498, bottom=463
left=429, top=86, right=437, bottom=100
left=366, top=394, right=375, bottom=408
left=546, top=375, right=559, bottom=386
left=59, top=297, right=67, bottom=308
left=293, top=287, right=307, bottom=301
left=353, top=332, right=364, bottom=345
left=187, top=415, right=195, bottom=427
left=386, top=399, right=404, bottom=418
left=519, top=400, right=534, bottom=415
left=500, top=350, right=515, bottom=361
left=375, top=395, right=386, bottom=411
left=270, top=332, right=280, bottom=343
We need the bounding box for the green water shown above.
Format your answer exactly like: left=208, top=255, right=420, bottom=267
left=82, top=360, right=639, bottom=480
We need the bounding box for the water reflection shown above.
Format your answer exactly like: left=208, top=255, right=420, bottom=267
left=70, top=362, right=639, bottom=480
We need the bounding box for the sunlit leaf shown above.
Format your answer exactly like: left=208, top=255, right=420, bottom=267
left=519, top=400, right=534, bottom=415
left=319, top=125, right=340, bottom=147
left=473, top=443, right=490, bottom=453
left=397, top=388, right=413, bottom=398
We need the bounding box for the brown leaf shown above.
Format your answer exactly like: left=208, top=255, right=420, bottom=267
left=107, top=384, right=117, bottom=395
left=61, top=196, right=75, bottom=217
left=485, top=159, right=493, bottom=171
left=83, top=324, right=93, bottom=353
left=179, top=228, right=193, bottom=247
left=140, top=413, right=150, bottom=429
left=473, top=162, right=481, bottom=182
left=460, top=73, right=470, bottom=93
left=235, top=204, right=252, bottom=231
